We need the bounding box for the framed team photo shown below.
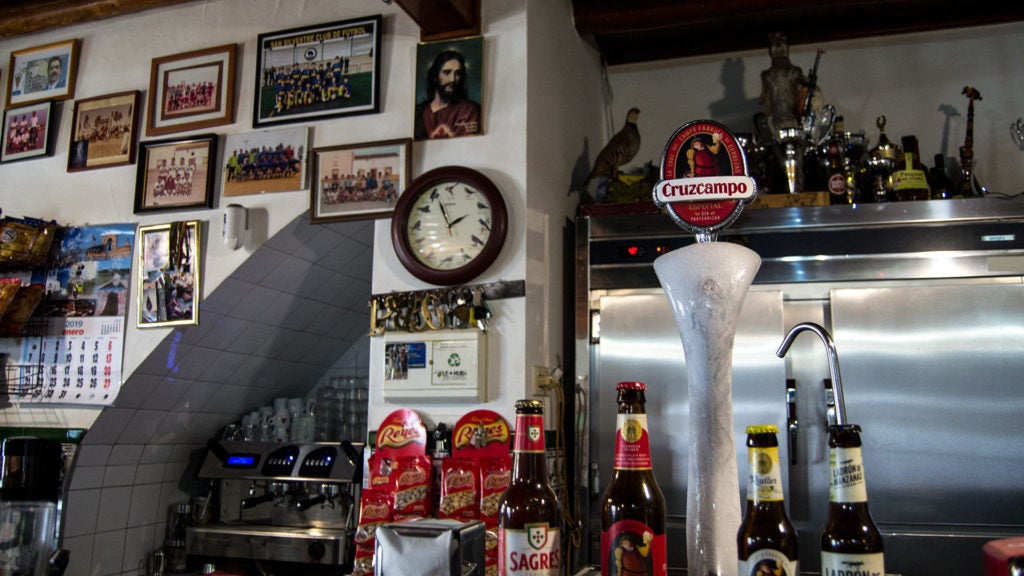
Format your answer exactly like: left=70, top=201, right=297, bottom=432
left=146, top=44, right=237, bottom=136
left=221, top=126, right=309, bottom=196
left=309, top=138, right=411, bottom=224
left=253, top=15, right=382, bottom=128
left=1, top=101, right=56, bottom=163
left=134, top=134, right=217, bottom=214
left=68, top=90, right=141, bottom=172
left=5, top=38, right=79, bottom=108
left=137, top=220, right=201, bottom=328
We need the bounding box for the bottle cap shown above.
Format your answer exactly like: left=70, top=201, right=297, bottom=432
left=615, top=381, right=647, bottom=391
left=514, top=399, right=544, bottom=414
left=745, top=424, right=778, bottom=434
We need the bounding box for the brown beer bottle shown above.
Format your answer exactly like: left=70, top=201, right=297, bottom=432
left=601, top=381, right=667, bottom=576
left=820, top=424, right=885, bottom=576
left=498, top=400, right=562, bottom=576
left=737, top=425, right=798, bottom=576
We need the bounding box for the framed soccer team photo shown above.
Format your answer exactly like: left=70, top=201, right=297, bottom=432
left=137, top=220, right=201, bottom=328
left=134, top=134, right=217, bottom=214
left=253, top=15, right=382, bottom=128
left=1, top=101, right=56, bottom=163
left=146, top=44, right=237, bottom=136
left=68, top=90, right=141, bottom=172
left=309, top=138, right=411, bottom=224
left=413, top=35, right=484, bottom=140
left=221, top=126, right=309, bottom=197
left=5, top=38, right=79, bottom=108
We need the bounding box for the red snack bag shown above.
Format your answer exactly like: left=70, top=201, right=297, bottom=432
left=437, top=458, right=479, bottom=521
left=367, top=452, right=393, bottom=491
left=478, top=455, right=512, bottom=527
left=353, top=489, right=392, bottom=576
left=391, top=455, right=432, bottom=520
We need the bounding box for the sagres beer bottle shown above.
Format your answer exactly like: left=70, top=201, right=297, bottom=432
left=498, top=400, right=562, bottom=576
left=601, top=381, right=667, bottom=576
left=737, top=425, right=798, bottom=576
left=821, top=424, right=884, bottom=576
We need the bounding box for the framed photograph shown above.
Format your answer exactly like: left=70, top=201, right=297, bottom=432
left=134, top=134, right=217, bottom=214
left=414, top=35, right=484, bottom=140
left=1, top=101, right=56, bottom=163
left=137, top=220, right=201, bottom=328
left=310, top=138, right=411, bottom=224
left=222, top=126, right=309, bottom=196
left=5, top=39, right=79, bottom=108
left=67, top=90, right=141, bottom=171
left=253, top=15, right=382, bottom=128
left=146, top=43, right=237, bottom=136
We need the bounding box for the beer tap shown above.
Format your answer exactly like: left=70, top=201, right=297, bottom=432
left=776, top=322, right=848, bottom=426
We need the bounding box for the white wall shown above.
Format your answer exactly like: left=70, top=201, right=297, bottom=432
left=605, top=22, right=1024, bottom=195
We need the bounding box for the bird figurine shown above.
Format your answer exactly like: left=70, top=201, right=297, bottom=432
left=586, top=108, right=641, bottom=203
left=587, top=107, right=641, bottom=185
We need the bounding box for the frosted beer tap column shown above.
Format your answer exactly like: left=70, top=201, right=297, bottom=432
left=654, top=242, right=761, bottom=576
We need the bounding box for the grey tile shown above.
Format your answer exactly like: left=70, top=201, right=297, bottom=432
left=230, top=285, right=283, bottom=321
left=112, top=373, right=160, bottom=409
left=226, top=322, right=277, bottom=355
left=96, top=486, right=132, bottom=530
left=134, top=462, right=166, bottom=484
left=178, top=381, right=219, bottom=412
left=127, top=483, right=162, bottom=527
left=74, top=444, right=112, bottom=467
left=121, top=520, right=160, bottom=573
left=170, top=346, right=221, bottom=381
left=199, top=277, right=256, bottom=315
left=140, top=444, right=173, bottom=465
left=62, top=488, right=100, bottom=537
left=231, top=246, right=287, bottom=284
left=118, top=409, right=166, bottom=445
left=68, top=465, right=104, bottom=490
left=197, top=350, right=248, bottom=384
left=108, top=444, right=143, bottom=466
left=59, top=535, right=93, bottom=576
left=91, top=529, right=126, bottom=576
left=202, top=383, right=255, bottom=415
left=103, top=465, right=137, bottom=487
left=140, top=377, right=189, bottom=411
left=194, top=316, right=249, bottom=350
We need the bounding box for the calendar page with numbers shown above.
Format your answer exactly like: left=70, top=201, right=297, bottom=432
left=0, top=223, right=134, bottom=405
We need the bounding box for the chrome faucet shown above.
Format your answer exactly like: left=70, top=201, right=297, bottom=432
left=776, top=321, right=848, bottom=426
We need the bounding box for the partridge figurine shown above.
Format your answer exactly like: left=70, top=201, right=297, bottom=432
left=587, top=107, right=641, bottom=184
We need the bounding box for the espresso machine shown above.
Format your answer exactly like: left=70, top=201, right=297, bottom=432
left=187, top=439, right=364, bottom=573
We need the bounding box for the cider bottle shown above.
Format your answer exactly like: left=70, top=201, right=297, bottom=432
left=601, top=381, right=667, bottom=576
left=737, top=425, right=798, bottom=576
left=498, top=400, right=562, bottom=576
left=820, top=424, right=885, bottom=576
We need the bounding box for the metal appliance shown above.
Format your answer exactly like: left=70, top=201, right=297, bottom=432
left=576, top=198, right=1024, bottom=575
left=186, top=439, right=364, bottom=572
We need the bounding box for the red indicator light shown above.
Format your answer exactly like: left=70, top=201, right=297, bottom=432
left=627, top=246, right=641, bottom=256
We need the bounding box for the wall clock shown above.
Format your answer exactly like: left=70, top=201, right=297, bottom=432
left=391, top=166, right=508, bottom=286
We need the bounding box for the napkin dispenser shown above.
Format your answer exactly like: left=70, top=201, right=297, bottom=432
left=376, top=518, right=485, bottom=576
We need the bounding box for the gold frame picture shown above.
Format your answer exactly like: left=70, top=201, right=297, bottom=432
left=137, top=221, right=201, bottom=328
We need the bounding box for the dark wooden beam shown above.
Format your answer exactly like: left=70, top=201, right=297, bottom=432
left=0, top=0, right=200, bottom=39
left=392, top=0, right=480, bottom=41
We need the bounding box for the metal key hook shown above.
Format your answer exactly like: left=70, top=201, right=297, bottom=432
left=776, top=321, right=847, bottom=426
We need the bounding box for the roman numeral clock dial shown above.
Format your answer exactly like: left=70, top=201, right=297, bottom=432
left=392, top=166, right=508, bottom=286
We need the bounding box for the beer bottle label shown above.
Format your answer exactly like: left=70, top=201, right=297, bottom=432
left=820, top=551, right=884, bottom=576
left=497, top=522, right=561, bottom=576
left=514, top=414, right=546, bottom=454
left=829, top=446, right=868, bottom=503
left=739, top=549, right=798, bottom=576
left=613, top=414, right=652, bottom=470
left=747, top=446, right=784, bottom=502
left=601, top=519, right=667, bottom=576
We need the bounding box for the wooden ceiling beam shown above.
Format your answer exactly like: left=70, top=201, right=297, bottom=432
left=392, top=0, right=480, bottom=41
left=0, top=0, right=200, bottom=39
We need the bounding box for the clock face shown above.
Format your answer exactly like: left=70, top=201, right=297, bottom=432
left=406, top=180, right=494, bottom=271
left=392, top=166, right=507, bottom=286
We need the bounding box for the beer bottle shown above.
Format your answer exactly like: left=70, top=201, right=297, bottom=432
left=601, top=381, right=667, bottom=576
left=498, top=400, right=562, bottom=576
left=820, top=424, right=885, bottom=576
left=737, top=425, right=798, bottom=576
left=891, top=135, right=931, bottom=201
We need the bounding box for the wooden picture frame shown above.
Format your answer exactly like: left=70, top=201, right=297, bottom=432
left=1, top=101, right=56, bottom=163
left=253, top=15, right=382, bottom=128
left=67, top=90, right=140, bottom=172
left=138, top=220, right=201, bottom=328
left=5, top=38, right=79, bottom=108
left=413, top=35, right=484, bottom=140
left=309, top=138, right=411, bottom=224
left=221, top=126, right=310, bottom=197
left=146, top=44, right=237, bottom=136
left=134, top=134, right=217, bottom=214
